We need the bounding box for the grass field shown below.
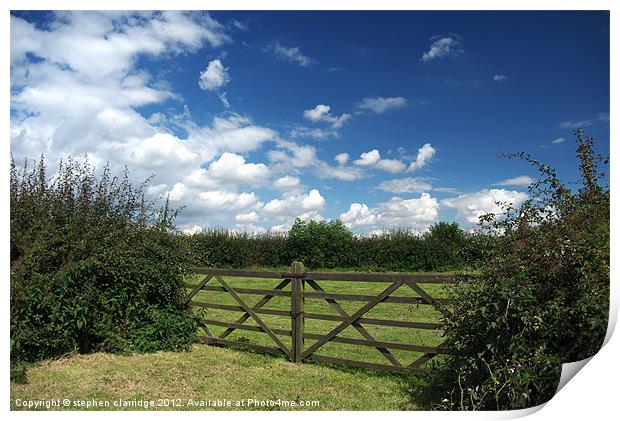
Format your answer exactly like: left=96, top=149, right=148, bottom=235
left=11, top=273, right=452, bottom=411
left=185, top=274, right=451, bottom=368
left=10, top=344, right=422, bottom=410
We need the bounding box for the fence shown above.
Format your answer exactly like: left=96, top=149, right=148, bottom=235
left=183, top=262, right=471, bottom=374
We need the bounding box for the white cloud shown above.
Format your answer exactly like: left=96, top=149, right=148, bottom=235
left=197, top=190, right=261, bottom=211
left=441, top=189, right=529, bottom=224
left=121, top=132, right=200, bottom=170
left=421, top=36, right=463, bottom=62
left=407, top=143, right=436, bottom=172
left=340, top=193, right=439, bottom=230
left=493, top=75, right=507, bottom=82
left=303, top=104, right=351, bottom=129
left=268, top=41, right=314, bottom=67
left=199, top=59, right=231, bottom=91
left=496, top=175, right=535, bottom=187
left=551, top=137, right=566, bottom=144
left=316, top=162, right=366, bottom=181
left=378, top=177, right=433, bottom=193
left=354, top=149, right=381, bottom=167
left=560, top=119, right=593, bottom=129
left=290, top=126, right=340, bottom=140
left=356, top=96, right=407, bottom=114
left=260, top=189, right=325, bottom=228
left=168, top=182, right=188, bottom=201
left=334, top=153, right=349, bottom=166
left=206, top=152, right=270, bottom=186
left=353, top=149, right=406, bottom=174
left=182, top=225, right=205, bottom=235
left=235, top=211, right=259, bottom=223
left=274, top=175, right=300, bottom=190
left=340, top=203, right=378, bottom=228
left=198, top=59, right=231, bottom=108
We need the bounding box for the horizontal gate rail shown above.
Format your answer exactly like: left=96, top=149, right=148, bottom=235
left=184, top=263, right=471, bottom=374
left=191, top=267, right=470, bottom=284
left=303, top=290, right=451, bottom=305
left=185, top=284, right=292, bottom=297
left=303, top=312, right=443, bottom=330
left=307, top=354, right=428, bottom=374
left=197, top=336, right=286, bottom=357
left=190, top=301, right=290, bottom=317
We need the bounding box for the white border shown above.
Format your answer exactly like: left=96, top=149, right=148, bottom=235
left=2, top=1, right=616, bottom=420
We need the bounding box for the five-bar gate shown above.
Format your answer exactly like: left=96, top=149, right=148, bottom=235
left=183, top=262, right=470, bottom=373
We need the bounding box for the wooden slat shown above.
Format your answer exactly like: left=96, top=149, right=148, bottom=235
left=408, top=340, right=449, bottom=369
left=197, top=336, right=286, bottom=357
left=216, top=275, right=291, bottom=358
left=191, top=267, right=283, bottom=279
left=301, top=281, right=404, bottom=359
left=303, top=333, right=448, bottom=354
left=306, top=279, right=402, bottom=367
left=190, top=267, right=472, bottom=284
left=299, top=272, right=468, bottom=283
left=303, top=312, right=443, bottom=330
left=307, top=354, right=427, bottom=374
left=183, top=275, right=213, bottom=304
left=201, top=318, right=292, bottom=336
left=406, top=282, right=454, bottom=319
left=303, top=290, right=450, bottom=304
left=199, top=285, right=291, bottom=297
left=190, top=301, right=290, bottom=317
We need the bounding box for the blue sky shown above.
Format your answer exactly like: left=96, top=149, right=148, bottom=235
left=10, top=11, right=610, bottom=233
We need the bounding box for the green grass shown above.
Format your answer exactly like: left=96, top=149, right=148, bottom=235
left=187, top=274, right=451, bottom=368
left=10, top=273, right=452, bottom=411
left=10, top=345, right=420, bottom=410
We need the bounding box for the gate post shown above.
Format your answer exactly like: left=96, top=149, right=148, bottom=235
left=290, top=261, right=305, bottom=363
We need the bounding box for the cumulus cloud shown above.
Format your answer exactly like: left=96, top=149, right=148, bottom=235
left=303, top=104, right=351, bottom=129
left=198, top=59, right=231, bottom=107
left=496, top=175, right=535, bottom=187
left=356, top=96, right=407, bottom=114
left=334, top=153, right=349, bottom=166
left=493, top=75, right=507, bottom=82
left=273, top=175, right=300, bottom=190
left=197, top=190, right=261, bottom=211
left=340, top=193, right=439, bottom=230
left=407, top=143, right=436, bottom=172
left=441, top=189, right=529, bottom=224
left=235, top=211, right=259, bottom=223
left=267, top=41, right=315, bottom=67
left=199, top=59, right=231, bottom=91
left=261, top=189, right=326, bottom=229
left=551, top=137, right=566, bottom=144
left=353, top=149, right=406, bottom=173
left=421, top=36, right=463, bottom=62
left=377, top=177, right=433, bottom=193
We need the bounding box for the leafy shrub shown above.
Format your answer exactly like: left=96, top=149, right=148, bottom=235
left=421, top=130, right=609, bottom=410
left=287, top=219, right=354, bottom=268
left=10, top=157, right=196, bottom=364
left=186, top=222, right=483, bottom=271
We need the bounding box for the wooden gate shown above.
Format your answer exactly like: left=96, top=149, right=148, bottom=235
left=183, top=262, right=470, bottom=374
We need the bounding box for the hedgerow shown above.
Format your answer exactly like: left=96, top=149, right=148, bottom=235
left=185, top=220, right=484, bottom=271
left=10, top=157, right=197, bottom=364
left=418, top=130, right=609, bottom=410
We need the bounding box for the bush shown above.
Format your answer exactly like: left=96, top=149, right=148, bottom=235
left=421, top=130, right=609, bottom=410
left=10, top=157, right=197, bottom=364
left=186, top=222, right=483, bottom=272
left=287, top=219, right=354, bottom=268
